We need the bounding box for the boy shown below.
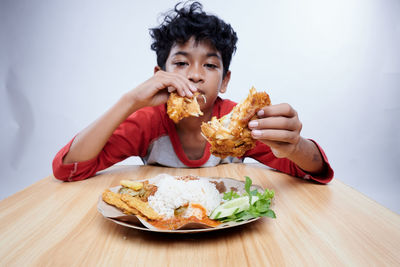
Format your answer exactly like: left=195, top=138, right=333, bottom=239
left=53, top=2, right=333, bottom=183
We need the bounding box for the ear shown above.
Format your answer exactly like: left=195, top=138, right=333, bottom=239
left=219, top=71, right=231, bottom=94
left=154, top=66, right=162, bottom=74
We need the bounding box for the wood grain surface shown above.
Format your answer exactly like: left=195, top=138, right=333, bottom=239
left=0, top=163, right=399, bottom=266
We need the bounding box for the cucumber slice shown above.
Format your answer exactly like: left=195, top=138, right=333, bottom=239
left=210, top=196, right=259, bottom=219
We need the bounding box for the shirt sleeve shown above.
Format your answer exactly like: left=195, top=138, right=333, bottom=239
left=52, top=106, right=164, bottom=181
left=244, top=139, right=334, bottom=184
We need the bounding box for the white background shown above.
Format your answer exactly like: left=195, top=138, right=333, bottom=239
left=1, top=0, right=399, bottom=213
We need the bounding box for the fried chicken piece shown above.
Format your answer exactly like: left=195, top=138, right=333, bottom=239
left=201, top=87, right=271, bottom=158
left=102, top=189, right=139, bottom=215
left=120, top=194, right=162, bottom=220
left=167, top=92, right=204, bottom=123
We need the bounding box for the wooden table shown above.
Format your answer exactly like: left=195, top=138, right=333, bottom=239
left=1, top=164, right=399, bottom=266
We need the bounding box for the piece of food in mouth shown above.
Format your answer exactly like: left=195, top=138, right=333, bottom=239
left=201, top=87, right=271, bottom=158
left=167, top=92, right=205, bottom=123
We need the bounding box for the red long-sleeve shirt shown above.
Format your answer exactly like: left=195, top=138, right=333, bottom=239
left=52, top=97, right=334, bottom=183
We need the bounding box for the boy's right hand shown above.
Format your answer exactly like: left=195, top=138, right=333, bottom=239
left=127, top=70, right=197, bottom=110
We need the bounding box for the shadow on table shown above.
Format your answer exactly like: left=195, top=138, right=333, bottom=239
left=106, top=217, right=267, bottom=244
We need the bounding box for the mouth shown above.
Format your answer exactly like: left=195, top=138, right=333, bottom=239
left=196, top=93, right=207, bottom=104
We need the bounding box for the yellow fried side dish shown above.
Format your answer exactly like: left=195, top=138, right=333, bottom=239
left=102, top=189, right=139, bottom=215
left=120, top=180, right=143, bottom=191
left=167, top=92, right=204, bottom=123
left=120, top=194, right=161, bottom=220
left=201, top=87, right=271, bottom=158
left=102, top=189, right=162, bottom=220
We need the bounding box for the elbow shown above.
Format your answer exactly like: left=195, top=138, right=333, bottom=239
left=52, top=158, right=70, bottom=181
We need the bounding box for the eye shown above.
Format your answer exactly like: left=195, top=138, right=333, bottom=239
left=205, top=63, right=218, bottom=69
left=174, top=61, right=188, bottom=67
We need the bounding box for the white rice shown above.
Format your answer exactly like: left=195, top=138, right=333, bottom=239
left=147, top=175, right=222, bottom=219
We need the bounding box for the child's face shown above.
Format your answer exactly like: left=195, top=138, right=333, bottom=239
left=164, top=37, right=230, bottom=112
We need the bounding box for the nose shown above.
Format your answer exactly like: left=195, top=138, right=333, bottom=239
left=187, top=63, right=204, bottom=84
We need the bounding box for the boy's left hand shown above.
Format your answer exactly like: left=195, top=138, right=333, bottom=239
left=248, top=103, right=303, bottom=158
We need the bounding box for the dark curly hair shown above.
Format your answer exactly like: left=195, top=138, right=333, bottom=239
left=150, top=1, right=238, bottom=77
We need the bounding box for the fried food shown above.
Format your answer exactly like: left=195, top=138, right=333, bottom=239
left=201, top=87, right=271, bottom=158
left=167, top=92, right=204, bottom=123
left=121, top=194, right=161, bottom=220
left=139, top=182, right=158, bottom=202
left=118, top=180, right=158, bottom=201
left=103, top=188, right=162, bottom=220
left=102, top=189, right=139, bottom=215
left=120, top=180, right=143, bottom=191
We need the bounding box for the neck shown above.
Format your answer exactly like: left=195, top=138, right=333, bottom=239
left=175, top=107, right=213, bottom=133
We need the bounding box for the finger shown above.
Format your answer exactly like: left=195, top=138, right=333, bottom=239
left=188, top=84, right=198, bottom=94
left=156, top=71, right=190, bottom=97
left=173, top=76, right=193, bottom=97
left=167, top=84, right=185, bottom=97
left=257, top=103, right=297, bottom=118
left=182, top=83, right=197, bottom=98
left=167, top=79, right=189, bottom=97
left=251, top=129, right=300, bottom=144
left=184, top=86, right=194, bottom=98
left=167, top=73, right=196, bottom=97
left=248, top=117, right=301, bottom=131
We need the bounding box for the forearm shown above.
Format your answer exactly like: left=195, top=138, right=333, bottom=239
left=286, top=138, right=326, bottom=175
left=62, top=70, right=197, bottom=164
left=63, top=93, right=140, bottom=164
